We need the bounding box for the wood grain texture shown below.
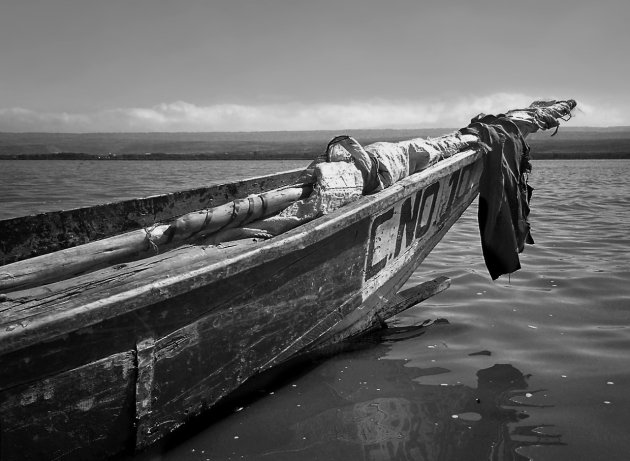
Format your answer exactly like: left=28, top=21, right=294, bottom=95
left=328, top=275, right=452, bottom=341
left=135, top=220, right=368, bottom=446
left=135, top=338, right=156, bottom=448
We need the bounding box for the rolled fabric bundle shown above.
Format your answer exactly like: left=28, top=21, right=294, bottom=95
left=325, top=136, right=381, bottom=193
left=364, top=142, right=409, bottom=188
left=504, top=99, right=577, bottom=136
left=206, top=161, right=363, bottom=245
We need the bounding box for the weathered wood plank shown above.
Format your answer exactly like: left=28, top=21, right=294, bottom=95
left=135, top=338, right=156, bottom=449
left=134, top=220, right=369, bottom=447
left=380, top=276, right=451, bottom=318
left=0, top=241, right=259, bottom=353
left=314, top=276, right=451, bottom=350
left=0, top=218, right=368, bottom=390
left=0, top=351, right=136, bottom=461
left=0, top=169, right=302, bottom=265
left=132, top=155, right=483, bottom=446
left=0, top=219, right=363, bottom=393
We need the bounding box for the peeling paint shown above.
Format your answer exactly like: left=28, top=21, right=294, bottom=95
left=75, top=397, right=94, bottom=411
left=42, top=384, right=54, bottom=400
left=19, top=388, right=38, bottom=406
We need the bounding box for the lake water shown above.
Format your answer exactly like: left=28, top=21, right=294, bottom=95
left=0, top=160, right=308, bottom=219
left=1, top=159, right=629, bottom=460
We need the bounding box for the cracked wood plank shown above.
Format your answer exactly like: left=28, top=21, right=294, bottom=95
left=135, top=338, right=156, bottom=449
left=0, top=240, right=261, bottom=353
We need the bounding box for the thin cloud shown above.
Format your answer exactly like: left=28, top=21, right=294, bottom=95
left=0, top=94, right=618, bottom=132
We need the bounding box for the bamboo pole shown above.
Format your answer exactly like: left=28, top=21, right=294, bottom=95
left=0, top=185, right=311, bottom=292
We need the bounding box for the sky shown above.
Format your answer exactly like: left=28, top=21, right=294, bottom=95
left=0, top=0, right=628, bottom=132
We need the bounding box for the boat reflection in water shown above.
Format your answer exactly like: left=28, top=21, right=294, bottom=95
left=154, top=332, right=564, bottom=461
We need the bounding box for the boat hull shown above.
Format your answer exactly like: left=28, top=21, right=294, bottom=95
left=0, top=150, right=483, bottom=460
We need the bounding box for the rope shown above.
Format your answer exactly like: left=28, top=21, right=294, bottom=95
left=143, top=225, right=160, bottom=253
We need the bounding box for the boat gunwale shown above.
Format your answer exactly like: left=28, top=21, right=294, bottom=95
left=0, top=167, right=306, bottom=265
left=0, top=167, right=307, bottom=225
left=0, top=149, right=483, bottom=355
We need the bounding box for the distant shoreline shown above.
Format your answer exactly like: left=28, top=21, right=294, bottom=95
left=1, top=152, right=629, bottom=160
left=2, top=128, right=630, bottom=160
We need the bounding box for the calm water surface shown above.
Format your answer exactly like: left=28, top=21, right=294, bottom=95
left=0, top=160, right=307, bottom=219
left=1, top=160, right=629, bottom=460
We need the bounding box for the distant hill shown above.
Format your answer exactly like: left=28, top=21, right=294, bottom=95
left=1, top=127, right=629, bottom=160
left=526, top=127, right=630, bottom=159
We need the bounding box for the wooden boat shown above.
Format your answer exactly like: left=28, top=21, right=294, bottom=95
left=0, top=100, right=575, bottom=460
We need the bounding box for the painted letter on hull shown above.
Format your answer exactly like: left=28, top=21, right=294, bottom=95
left=365, top=161, right=481, bottom=285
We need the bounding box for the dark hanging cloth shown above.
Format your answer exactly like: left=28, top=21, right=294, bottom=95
left=459, top=114, right=535, bottom=280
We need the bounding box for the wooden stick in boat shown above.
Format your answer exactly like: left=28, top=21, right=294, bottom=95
left=152, top=184, right=312, bottom=243
left=0, top=185, right=311, bottom=292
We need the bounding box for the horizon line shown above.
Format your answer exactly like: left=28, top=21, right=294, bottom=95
left=2, top=125, right=630, bottom=135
